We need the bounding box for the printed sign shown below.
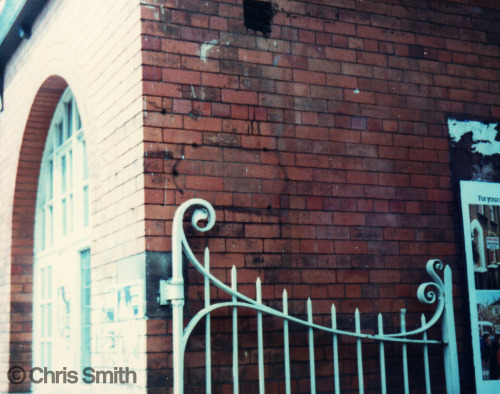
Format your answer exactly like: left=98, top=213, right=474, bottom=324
left=461, top=181, right=500, bottom=393
left=487, top=237, right=500, bottom=250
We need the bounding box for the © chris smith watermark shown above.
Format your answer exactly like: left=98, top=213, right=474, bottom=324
left=7, top=366, right=137, bottom=384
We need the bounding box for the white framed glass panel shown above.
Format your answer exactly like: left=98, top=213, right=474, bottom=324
left=460, top=181, right=500, bottom=393
left=34, top=88, right=91, bottom=390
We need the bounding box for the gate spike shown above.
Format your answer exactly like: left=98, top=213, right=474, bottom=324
left=256, top=277, right=262, bottom=303
left=331, top=303, right=340, bottom=394
left=355, top=309, right=364, bottom=394
left=401, top=309, right=409, bottom=394
left=283, top=289, right=291, bottom=394
left=378, top=313, right=386, bottom=394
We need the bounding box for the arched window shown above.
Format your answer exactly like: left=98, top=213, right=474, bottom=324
left=34, top=88, right=90, bottom=373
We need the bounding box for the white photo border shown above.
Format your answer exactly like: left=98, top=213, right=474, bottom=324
left=461, top=180, right=500, bottom=392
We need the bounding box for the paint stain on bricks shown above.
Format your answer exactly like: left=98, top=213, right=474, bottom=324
left=243, top=0, right=275, bottom=37
left=199, top=39, right=218, bottom=63
left=448, top=118, right=500, bottom=183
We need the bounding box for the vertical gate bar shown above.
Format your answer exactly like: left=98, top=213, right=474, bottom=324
left=355, top=309, right=364, bottom=394
left=378, top=314, right=387, bottom=394
left=204, top=249, right=212, bottom=394
left=283, top=290, right=291, bottom=394
left=331, top=304, right=340, bottom=394
left=231, top=266, right=239, bottom=394
left=257, top=278, right=265, bottom=394
left=442, top=266, right=460, bottom=394
left=400, top=309, right=409, bottom=394
left=172, top=298, right=184, bottom=394
left=307, top=298, right=317, bottom=394
left=421, top=314, right=431, bottom=394
left=172, top=210, right=185, bottom=394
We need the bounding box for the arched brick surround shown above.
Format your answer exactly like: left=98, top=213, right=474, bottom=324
left=9, top=75, right=67, bottom=393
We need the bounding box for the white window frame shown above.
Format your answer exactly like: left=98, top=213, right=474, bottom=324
left=33, top=88, right=90, bottom=384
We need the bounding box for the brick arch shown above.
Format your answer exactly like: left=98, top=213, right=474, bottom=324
left=9, top=75, right=68, bottom=393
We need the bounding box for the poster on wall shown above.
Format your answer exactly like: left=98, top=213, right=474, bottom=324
left=461, top=181, right=500, bottom=392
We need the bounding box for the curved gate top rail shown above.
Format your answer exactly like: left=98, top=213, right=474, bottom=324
left=159, top=198, right=460, bottom=394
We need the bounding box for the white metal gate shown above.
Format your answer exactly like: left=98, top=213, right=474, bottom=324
left=159, top=199, right=460, bottom=394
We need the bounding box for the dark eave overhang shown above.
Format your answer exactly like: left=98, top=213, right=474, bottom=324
left=0, top=0, right=48, bottom=111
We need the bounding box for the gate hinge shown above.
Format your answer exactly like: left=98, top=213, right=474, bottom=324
left=158, top=279, right=184, bottom=305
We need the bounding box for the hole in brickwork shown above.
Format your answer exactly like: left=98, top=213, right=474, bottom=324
left=487, top=32, right=500, bottom=46
left=243, top=0, right=275, bottom=37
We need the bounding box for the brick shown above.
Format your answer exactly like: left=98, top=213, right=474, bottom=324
left=238, top=49, right=274, bottom=65
left=344, top=89, right=375, bottom=104
left=292, top=69, right=327, bottom=85
left=143, top=81, right=182, bottom=97
left=333, top=212, right=366, bottom=226
left=325, top=47, right=356, bottom=62
left=357, top=25, right=387, bottom=41
left=162, top=68, right=201, bottom=84
left=346, top=171, right=379, bottom=185
left=324, top=20, right=356, bottom=35
left=244, top=164, right=279, bottom=179
left=144, top=112, right=183, bottom=128
left=221, top=89, right=258, bottom=105
left=302, top=269, right=336, bottom=284
left=337, top=269, right=369, bottom=283
left=341, top=62, right=373, bottom=77
left=299, top=240, right=334, bottom=254
left=184, top=116, right=221, bottom=131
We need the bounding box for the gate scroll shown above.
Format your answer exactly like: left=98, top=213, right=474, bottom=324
left=159, top=198, right=460, bottom=394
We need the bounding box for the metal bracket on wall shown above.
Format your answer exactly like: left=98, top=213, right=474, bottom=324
left=158, top=279, right=183, bottom=305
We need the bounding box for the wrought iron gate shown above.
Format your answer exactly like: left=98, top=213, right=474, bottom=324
left=159, top=198, right=460, bottom=393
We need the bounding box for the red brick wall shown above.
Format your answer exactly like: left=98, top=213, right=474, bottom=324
left=141, top=0, right=500, bottom=391
left=1, top=0, right=499, bottom=392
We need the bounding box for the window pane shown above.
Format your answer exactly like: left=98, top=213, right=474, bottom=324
left=47, top=303, right=52, bottom=337
left=68, top=150, right=73, bottom=190
left=83, top=185, right=89, bottom=227
left=41, top=305, right=45, bottom=337
left=66, top=101, right=73, bottom=138
left=41, top=267, right=45, bottom=299
left=69, top=194, right=73, bottom=233
left=46, top=342, right=52, bottom=370
left=62, top=198, right=67, bottom=235
left=47, top=265, right=52, bottom=298
left=48, top=159, right=53, bottom=200
left=41, top=342, right=45, bottom=367
left=81, top=140, right=89, bottom=181
left=47, top=205, right=53, bottom=247
left=76, top=109, right=82, bottom=131
left=61, top=155, right=67, bottom=193
left=40, top=209, right=45, bottom=251
left=81, top=249, right=91, bottom=367
left=57, top=123, right=64, bottom=147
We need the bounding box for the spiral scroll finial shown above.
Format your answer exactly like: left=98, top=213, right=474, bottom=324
left=191, top=206, right=216, bottom=233
left=417, top=259, right=445, bottom=305
left=172, top=199, right=216, bottom=282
